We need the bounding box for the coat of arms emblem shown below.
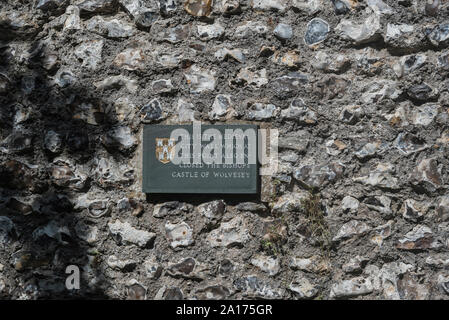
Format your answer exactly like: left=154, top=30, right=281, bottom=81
left=155, top=138, right=175, bottom=164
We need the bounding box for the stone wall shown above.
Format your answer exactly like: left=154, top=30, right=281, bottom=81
left=0, top=0, right=449, bottom=300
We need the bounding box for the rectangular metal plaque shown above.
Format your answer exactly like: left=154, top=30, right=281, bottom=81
left=143, top=124, right=258, bottom=194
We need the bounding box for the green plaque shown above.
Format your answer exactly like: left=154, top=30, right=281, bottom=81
left=143, top=124, right=259, bottom=194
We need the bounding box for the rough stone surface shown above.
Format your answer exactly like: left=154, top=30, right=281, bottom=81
left=0, top=0, right=448, bottom=300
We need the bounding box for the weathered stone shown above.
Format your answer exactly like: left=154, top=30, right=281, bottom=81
left=209, top=94, right=234, bottom=120
left=119, top=0, right=159, bottom=28
left=0, top=130, right=33, bottom=154
left=233, top=67, right=268, bottom=88
left=341, top=196, right=359, bottom=213
left=207, top=216, right=250, bottom=248
left=333, top=220, right=370, bottom=242
left=234, top=21, right=268, bottom=39
left=140, top=98, right=164, bottom=123
left=313, top=52, right=351, bottom=74
left=153, top=201, right=192, bottom=218
left=335, top=12, right=381, bottom=44
left=197, top=22, right=224, bottom=40
left=184, top=65, right=216, bottom=94
left=220, top=0, right=240, bottom=14
left=294, top=162, right=345, bottom=190
left=184, top=0, right=212, bottom=17
left=50, top=158, right=88, bottom=191
left=393, top=54, right=427, bottom=78
left=292, top=0, right=324, bottom=14
left=195, top=285, right=231, bottom=300
left=343, top=256, right=369, bottom=274
left=0, top=216, right=16, bottom=245
left=215, top=48, right=246, bottom=63
left=152, top=79, right=175, bottom=94
left=340, top=105, right=363, bottom=124
left=175, top=98, right=197, bottom=122
left=410, top=158, right=443, bottom=192
left=281, top=98, right=317, bottom=124
left=289, top=255, right=331, bottom=274
left=86, top=15, right=137, bottom=38
left=271, top=73, right=308, bottom=98
left=394, top=133, right=428, bottom=156
left=274, top=23, right=293, bottom=41
left=289, top=276, right=318, bottom=299
left=62, top=5, right=82, bottom=33
left=74, top=40, right=104, bottom=70
left=402, top=199, right=425, bottom=222
left=271, top=50, right=300, bottom=68
left=246, top=103, right=279, bottom=121
left=396, top=225, right=439, bottom=250
left=385, top=23, right=423, bottom=51
left=250, top=254, right=280, bottom=276
left=251, top=0, right=288, bottom=12
left=304, top=18, right=329, bottom=46
left=166, top=257, right=205, bottom=280
left=330, top=277, right=374, bottom=299
left=370, top=221, right=394, bottom=247
left=165, top=221, right=194, bottom=248
left=407, top=83, right=438, bottom=102
left=113, top=47, right=146, bottom=71
left=143, top=255, right=162, bottom=279
left=354, top=141, right=387, bottom=160
left=32, top=220, right=71, bottom=244
left=198, top=200, right=226, bottom=221
left=365, top=196, right=392, bottom=217
left=425, top=23, right=449, bottom=47
left=361, top=80, right=401, bottom=104
left=79, top=0, right=118, bottom=16
left=271, top=192, right=308, bottom=215
left=108, top=220, right=156, bottom=248
left=94, top=75, right=138, bottom=93
left=353, top=163, right=399, bottom=190
left=438, top=195, right=449, bottom=221
left=278, top=131, right=309, bottom=153
left=367, top=0, right=393, bottom=15
left=102, top=126, right=137, bottom=151
left=127, top=280, right=146, bottom=300
left=233, top=276, right=283, bottom=299
left=107, top=255, right=137, bottom=271
left=325, top=139, right=347, bottom=156
left=74, top=221, right=98, bottom=244
left=36, top=0, right=69, bottom=13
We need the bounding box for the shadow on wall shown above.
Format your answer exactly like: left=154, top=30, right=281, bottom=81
left=0, top=10, right=128, bottom=299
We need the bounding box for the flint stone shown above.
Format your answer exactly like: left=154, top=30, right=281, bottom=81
left=165, top=221, right=194, bottom=248
left=304, top=18, right=329, bottom=46
left=207, top=216, right=250, bottom=248
left=233, top=275, right=283, bottom=299
left=251, top=255, right=280, bottom=276
left=335, top=13, right=381, bottom=44
left=108, top=220, right=156, bottom=248
left=333, top=220, right=370, bottom=242
left=396, top=225, right=440, bottom=250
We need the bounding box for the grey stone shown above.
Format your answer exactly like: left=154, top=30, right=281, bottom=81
left=0, top=216, right=16, bottom=245
left=165, top=221, right=194, bottom=248
left=74, top=40, right=104, bottom=70
left=396, top=225, right=440, bottom=250
left=207, top=216, right=250, bottom=248
left=274, top=23, right=293, bottom=40
left=410, top=158, right=443, bottom=192
left=250, top=254, right=280, bottom=276
left=333, top=220, right=371, bottom=242
left=304, top=18, right=329, bottom=46
left=289, top=276, right=318, bottom=299
left=108, top=220, right=156, bottom=248
left=335, top=12, right=381, bottom=44
left=330, top=277, right=374, bottom=299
